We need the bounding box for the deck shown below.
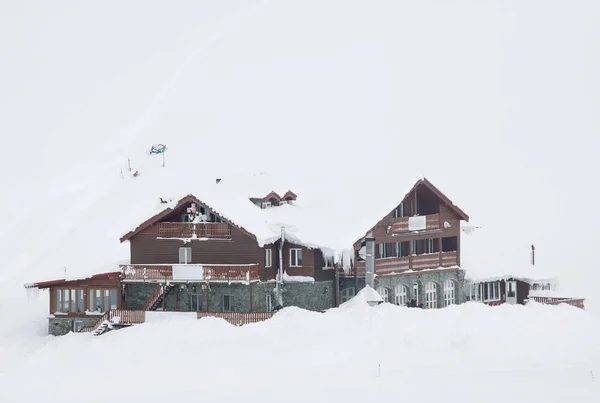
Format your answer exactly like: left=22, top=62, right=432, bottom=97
left=157, top=222, right=231, bottom=239
left=350, top=251, right=458, bottom=276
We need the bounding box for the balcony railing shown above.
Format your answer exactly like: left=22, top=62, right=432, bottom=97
left=528, top=296, right=585, bottom=309
left=388, top=213, right=440, bottom=233
left=157, top=222, right=231, bottom=239
left=120, top=264, right=260, bottom=282
left=351, top=251, right=458, bottom=276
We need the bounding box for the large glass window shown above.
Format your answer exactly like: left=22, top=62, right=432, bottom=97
left=443, top=280, right=455, bottom=306
left=377, top=287, right=389, bottom=303
left=395, top=285, right=408, bottom=306
left=425, top=282, right=438, bottom=309
left=341, top=287, right=355, bottom=303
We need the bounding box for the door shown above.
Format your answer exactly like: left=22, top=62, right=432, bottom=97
left=506, top=281, right=517, bottom=305
left=190, top=294, right=203, bottom=312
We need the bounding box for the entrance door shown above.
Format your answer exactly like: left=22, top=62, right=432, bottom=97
left=190, top=293, right=203, bottom=312
left=506, top=281, right=517, bottom=305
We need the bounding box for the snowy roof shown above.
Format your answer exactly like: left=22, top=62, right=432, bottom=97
left=119, top=172, right=469, bottom=263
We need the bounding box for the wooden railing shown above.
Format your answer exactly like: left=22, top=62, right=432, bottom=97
left=157, top=222, right=231, bottom=239
left=388, top=213, right=440, bottom=233
left=351, top=251, right=457, bottom=276
left=528, top=296, right=585, bottom=309
left=143, top=285, right=165, bottom=311
left=120, top=264, right=260, bottom=282
left=197, top=312, right=275, bottom=326
left=80, top=309, right=146, bottom=333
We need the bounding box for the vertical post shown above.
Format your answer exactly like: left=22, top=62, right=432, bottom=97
left=334, top=261, right=340, bottom=307
left=438, top=236, right=443, bottom=267
left=409, top=240, right=414, bottom=271
left=205, top=282, right=209, bottom=313
left=365, top=237, right=375, bottom=289
left=249, top=281, right=253, bottom=312
left=128, top=158, right=131, bottom=172
left=531, top=245, right=535, bottom=265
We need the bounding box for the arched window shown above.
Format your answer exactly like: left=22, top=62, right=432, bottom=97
left=425, top=282, right=438, bottom=309
left=443, top=279, right=455, bottom=306
left=394, top=285, right=408, bottom=306
left=341, top=287, right=355, bottom=303
left=377, top=287, right=389, bottom=303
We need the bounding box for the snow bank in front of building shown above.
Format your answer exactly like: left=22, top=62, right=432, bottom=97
left=1, top=297, right=599, bottom=402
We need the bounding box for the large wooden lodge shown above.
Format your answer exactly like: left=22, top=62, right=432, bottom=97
left=25, top=177, right=584, bottom=336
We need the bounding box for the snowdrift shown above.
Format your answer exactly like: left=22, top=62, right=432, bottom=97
left=1, top=297, right=599, bottom=402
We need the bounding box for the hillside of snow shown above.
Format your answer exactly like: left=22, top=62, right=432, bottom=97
left=1, top=296, right=599, bottom=402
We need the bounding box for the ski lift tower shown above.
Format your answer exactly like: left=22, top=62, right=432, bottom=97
left=150, top=144, right=167, bottom=167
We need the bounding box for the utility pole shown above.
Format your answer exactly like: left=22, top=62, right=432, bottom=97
left=128, top=158, right=132, bottom=172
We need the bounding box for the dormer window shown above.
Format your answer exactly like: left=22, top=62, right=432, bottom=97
left=261, top=201, right=272, bottom=209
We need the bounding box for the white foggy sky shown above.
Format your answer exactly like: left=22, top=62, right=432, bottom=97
left=0, top=1, right=598, bottom=306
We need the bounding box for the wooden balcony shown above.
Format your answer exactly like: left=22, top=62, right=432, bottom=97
left=120, top=264, right=260, bottom=282
left=351, top=251, right=458, bottom=276
left=157, top=222, right=231, bottom=239
left=388, top=213, right=440, bottom=233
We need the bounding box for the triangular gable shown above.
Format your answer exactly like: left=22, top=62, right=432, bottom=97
left=353, top=177, right=469, bottom=249
left=119, top=195, right=257, bottom=243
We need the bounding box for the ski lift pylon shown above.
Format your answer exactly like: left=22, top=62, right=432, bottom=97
left=150, top=144, right=167, bottom=155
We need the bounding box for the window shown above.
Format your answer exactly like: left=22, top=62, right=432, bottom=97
left=290, top=248, right=303, bottom=266
left=261, top=201, right=272, bottom=209
left=378, top=243, right=394, bottom=258
left=483, top=282, right=501, bottom=301
left=88, top=289, right=119, bottom=312
left=443, top=280, right=455, bottom=306
left=55, top=289, right=85, bottom=314
left=470, top=283, right=482, bottom=301
left=266, top=294, right=272, bottom=311
left=411, top=239, right=427, bottom=255
left=179, top=247, right=192, bottom=264
left=341, top=287, right=355, bottom=303
left=425, top=282, right=438, bottom=309
left=181, top=213, right=193, bottom=222
left=412, top=282, right=420, bottom=302
left=442, top=237, right=458, bottom=252
left=395, top=285, right=408, bottom=306
left=223, top=295, right=234, bottom=312
left=427, top=239, right=435, bottom=253
left=377, top=287, right=389, bottom=303
left=265, top=249, right=273, bottom=268
left=393, top=203, right=405, bottom=218
left=507, top=281, right=516, bottom=298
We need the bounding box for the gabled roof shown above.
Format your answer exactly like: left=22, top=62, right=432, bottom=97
left=117, top=173, right=469, bottom=269
left=24, top=271, right=121, bottom=289
left=119, top=195, right=256, bottom=243
left=411, top=178, right=469, bottom=221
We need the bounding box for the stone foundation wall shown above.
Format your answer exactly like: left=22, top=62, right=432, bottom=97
left=340, top=270, right=466, bottom=307
left=48, top=317, right=101, bottom=336
left=126, top=280, right=335, bottom=313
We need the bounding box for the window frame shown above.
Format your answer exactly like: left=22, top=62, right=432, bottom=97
left=484, top=282, right=501, bottom=301
left=425, top=282, right=438, bottom=309
left=289, top=248, right=303, bottom=267
left=377, top=286, right=389, bottom=303
left=395, top=284, right=408, bottom=306
left=341, top=287, right=355, bottom=303
left=443, top=279, right=455, bottom=307
left=265, top=249, right=273, bottom=268
left=179, top=247, right=192, bottom=264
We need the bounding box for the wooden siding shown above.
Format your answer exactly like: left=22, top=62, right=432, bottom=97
left=130, top=224, right=264, bottom=267
left=283, top=242, right=315, bottom=278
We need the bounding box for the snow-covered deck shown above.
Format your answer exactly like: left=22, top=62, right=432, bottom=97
left=120, top=263, right=260, bottom=282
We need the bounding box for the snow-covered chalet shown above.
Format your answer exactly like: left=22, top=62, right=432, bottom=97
left=26, top=175, right=472, bottom=335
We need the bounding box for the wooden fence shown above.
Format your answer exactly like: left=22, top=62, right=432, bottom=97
left=197, top=312, right=275, bottom=326
left=528, top=296, right=585, bottom=309
left=80, top=309, right=146, bottom=333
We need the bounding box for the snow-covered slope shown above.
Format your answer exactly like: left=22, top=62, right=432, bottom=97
left=1, top=1, right=599, bottom=313
left=1, top=297, right=599, bottom=402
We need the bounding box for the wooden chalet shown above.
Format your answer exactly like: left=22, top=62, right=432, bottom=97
left=340, top=178, right=470, bottom=309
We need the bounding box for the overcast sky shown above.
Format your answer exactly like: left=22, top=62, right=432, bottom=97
left=1, top=1, right=598, bottom=307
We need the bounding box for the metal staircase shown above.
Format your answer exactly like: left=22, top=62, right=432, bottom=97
left=144, top=284, right=175, bottom=311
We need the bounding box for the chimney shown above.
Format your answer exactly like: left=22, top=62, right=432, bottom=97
left=531, top=245, right=535, bottom=265
left=216, top=178, right=221, bottom=184
left=365, top=236, right=376, bottom=289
